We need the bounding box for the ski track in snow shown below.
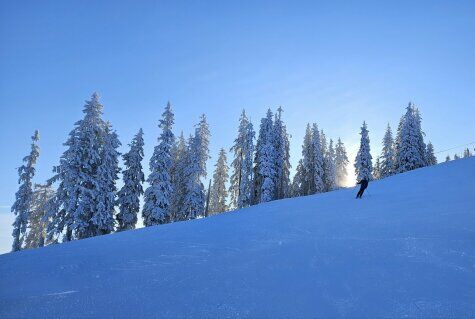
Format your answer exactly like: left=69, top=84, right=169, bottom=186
left=44, top=290, right=78, bottom=297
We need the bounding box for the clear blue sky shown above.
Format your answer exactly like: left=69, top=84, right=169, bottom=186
left=1, top=1, right=474, bottom=252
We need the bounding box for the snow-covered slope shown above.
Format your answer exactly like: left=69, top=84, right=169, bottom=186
left=1, top=158, right=474, bottom=318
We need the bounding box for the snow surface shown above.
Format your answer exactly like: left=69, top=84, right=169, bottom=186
left=1, top=158, right=474, bottom=318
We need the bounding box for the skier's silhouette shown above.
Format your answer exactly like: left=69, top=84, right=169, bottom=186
left=356, top=178, right=369, bottom=199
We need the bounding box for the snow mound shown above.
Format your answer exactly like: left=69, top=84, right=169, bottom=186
left=1, top=158, right=474, bottom=318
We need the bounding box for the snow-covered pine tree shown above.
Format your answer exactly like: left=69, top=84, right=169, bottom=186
left=312, top=124, right=325, bottom=193
left=229, top=111, right=247, bottom=208
left=323, top=139, right=337, bottom=191
left=24, top=183, right=55, bottom=249
left=72, top=94, right=110, bottom=239
left=320, top=130, right=328, bottom=157
left=44, top=169, right=73, bottom=243
left=380, top=124, right=395, bottom=178
left=170, top=132, right=188, bottom=221
left=239, top=120, right=255, bottom=207
left=273, top=107, right=291, bottom=199
left=301, top=124, right=315, bottom=195
left=445, top=155, right=451, bottom=162
left=320, top=130, right=328, bottom=188
left=44, top=124, right=82, bottom=244
left=182, top=135, right=205, bottom=219
left=209, top=148, right=229, bottom=214
left=394, top=103, right=427, bottom=173
left=414, top=107, right=427, bottom=166
left=373, top=157, right=382, bottom=180
left=195, top=114, right=211, bottom=178
left=425, top=142, right=437, bottom=166
left=334, top=138, right=349, bottom=188
left=92, top=124, right=121, bottom=236
left=354, top=121, right=373, bottom=181
left=463, top=148, right=472, bottom=158
left=11, top=130, right=40, bottom=251
left=80, top=103, right=120, bottom=238
left=393, top=114, right=404, bottom=171
left=182, top=116, right=210, bottom=219
left=45, top=93, right=119, bottom=241
left=116, top=129, right=144, bottom=231
left=254, top=109, right=276, bottom=203
left=291, top=159, right=305, bottom=197
left=229, top=111, right=255, bottom=209
left=454, top=153, right=460, bottom=160
left=143, top=102, right=175, bottom=226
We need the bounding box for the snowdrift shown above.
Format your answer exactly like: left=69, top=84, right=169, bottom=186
left=1, top=158, right=474, bottom=318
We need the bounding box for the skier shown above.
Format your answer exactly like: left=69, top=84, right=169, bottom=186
left=355, top=178, right=368, bottom=199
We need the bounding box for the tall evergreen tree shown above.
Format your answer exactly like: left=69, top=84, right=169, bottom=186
left=11, top=130, right=40, bottom=251
left=300, top=124, right=315, bottom=195
left=229, top=111, right=247, bottom=208
left=373, top=157, right=382, bottom=180
left=45, top=93, right=120, bottom=241
left=116, top=129, right=144, bottom=231
left=320, top=130, right=328, bottom=160
left=334, top=138, right=349, bottom=188
left=291, top=159, right=305, bottom=197
left=240, top=120, right=255, bottom=207
left=380, top=124, right=395, bottom=178
left=209, top=148, right=229, bottom=214
left=195, top=114, right=211, bottom=178
left=394, top=103, right=427, bottom=173
left=24, top=183, right=55, bottom=249
left=354, top=121, right=373, bottom=181
left=72, top=93, right=111, bottom=239
left=182, top=135, right=201, bottom=219
left=254, top=109, right=276, bottom=203
left=92, top=124, right=121, bottom=235
left=320, top=130, right=328, bottom=186
left=293, top=123, right=327, bottom=195
left=170, top=132, right=188, bottom=221
left=182, top=136, right=205, bottom=219
left=463, top=148, right=472, bottom=158
left=45, top=168, right=72, bottom=243
left=229, top=111, right=255, bottom=209
left=143, top=102, right=175, bottom=226
left=273, top=107, right=291, bottom=199
left=394, top=114, right=404, bottom=166
left=324, top=139, right=337, bottom=191
left=312, top=124, right=325, bottom=193
left=182, top=116, right=210, bottom=219
left=425, top=142, right=437, bottom=166
left=414, top=108, right=427, bottom=166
